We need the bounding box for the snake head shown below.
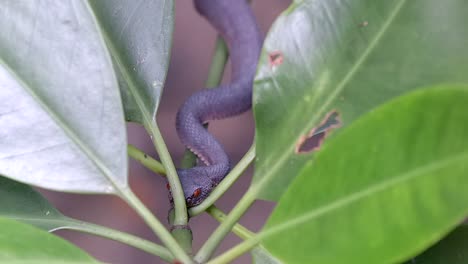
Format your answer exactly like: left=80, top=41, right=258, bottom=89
left=169, top=168, right=214, bottom=207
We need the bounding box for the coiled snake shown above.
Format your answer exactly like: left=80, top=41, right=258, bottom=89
left=172, top=0, right=262, bottom=207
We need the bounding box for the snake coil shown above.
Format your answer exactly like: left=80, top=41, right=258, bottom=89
left=172, top=0, right=262, bottom=207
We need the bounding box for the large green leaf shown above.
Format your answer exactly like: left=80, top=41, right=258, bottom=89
left=253, top=0, right=468, bottom=200
left=88, top=0, right=173, bottom=123
left=0, top=176, right=67, bottom=231
left=0, top=1, right=127, bottom=193
left=0, top=176, right=175, bottom=262
left=0, top=217, right=96, bottom=263
left=260, top=85, right=468, bottom=263
left=407, top=225, right=468, bottom=264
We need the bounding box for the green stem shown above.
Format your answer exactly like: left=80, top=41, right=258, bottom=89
left=126, top=147, right=194, bottom=254
left=128, top=144, right=165, bottom=175
left=206, top=237, right=260, bottom=264
left=127, top=145, right=194, bottom=253
left=119, top=187, right=193, bottom=264
left=206, top=206, right=254, bottom=240
left=205, top=38, right=229, bottom=88
left=189, top=144, right=255, bottom=216
left=144, top=122, right=188, bottom=226
left=194, top=189, right=257, bottom=263
left=128, top=145, right=255, bottom=241
left=57, top=218, right=173, bottom=262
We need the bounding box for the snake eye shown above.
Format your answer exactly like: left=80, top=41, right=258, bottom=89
left=166, top=183, right=170, bottom=190
left=193, top=188, right=202, bottom=198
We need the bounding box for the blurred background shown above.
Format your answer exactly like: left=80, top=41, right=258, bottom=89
left=41, top=1, right=290, bottom=263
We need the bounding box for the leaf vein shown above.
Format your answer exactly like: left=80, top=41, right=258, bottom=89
left=254, top=0, right=408, bottom=197
left=259, top=150, right=468, bottom=240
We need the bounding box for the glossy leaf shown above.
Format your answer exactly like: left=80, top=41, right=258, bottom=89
left=0, top=176, right=69, bottom=231
left=253, top=0, right=468, bottom=200
left=261, top=85, right=468, bottom=263
left=0, top=176, right=175, bottom=263
left=0, top=217, right=96, bottom=262
left=407, top=225, right=468, bottom=264
left=88, top=0, right=174, bottom=123
left=0, top=1, right=127, bottom=193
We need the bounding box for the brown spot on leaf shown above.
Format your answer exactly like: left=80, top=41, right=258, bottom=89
left=295, top=110, right=342, bottom=154
left=268, top=51, right=283, bottom=67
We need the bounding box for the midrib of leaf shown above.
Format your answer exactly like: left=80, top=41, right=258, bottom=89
left=87, top=7, right=155, bottom=130
left=254, top=0, right=407, bottom=194
left=87, top=3, right=190, bottom=226
left=0, top=56, right=121, bottom=192
left=7, top=216, right=70, bottom=231
left=259, top=149, right=468, bottom=241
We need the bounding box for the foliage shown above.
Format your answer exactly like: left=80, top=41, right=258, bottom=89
left=0, top=0, right=467, bottom=263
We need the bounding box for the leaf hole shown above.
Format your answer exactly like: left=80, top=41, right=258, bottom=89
left=295, top=110, right=342, bottom=154
left=268, top=51, right=284, bottom=67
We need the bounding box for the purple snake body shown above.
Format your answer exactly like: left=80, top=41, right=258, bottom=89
left=174, top=0, right=262, bottom=207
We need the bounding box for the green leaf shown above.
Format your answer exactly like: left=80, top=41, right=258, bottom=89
left=407, top=225, right=468, bottom=264
left=0, top=1, right=127, bottom=194
left=88, top=0, right=174, bottom=123
left=260, top=85, right=468, bottom=263
left=0, top=176, right=67, bottom=231
left=0, top=217, right=96, bottom=263
left=253, top=0, right=468, bottom=200
left=0, top=176, right=175, bottom=262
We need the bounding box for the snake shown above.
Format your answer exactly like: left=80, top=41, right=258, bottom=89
left=171, top=0, right=262, bottom=207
